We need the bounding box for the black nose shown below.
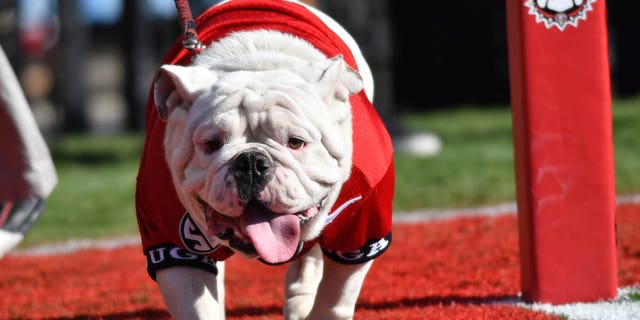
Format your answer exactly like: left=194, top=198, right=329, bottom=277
left=232, top=151, right=273, bottom=202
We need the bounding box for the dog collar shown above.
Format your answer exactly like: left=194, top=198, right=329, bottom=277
left=172, top=0, right=205, bottom=53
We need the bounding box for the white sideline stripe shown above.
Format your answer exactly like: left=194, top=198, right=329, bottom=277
left=8, top=194, right=640, bottom=257
left=393, top=201, right=518, bottom=224
left=394, top=193, right=640, bottom=224
left=523, top=286, right=640, bottom=320
left=617, top=193, right=640, bottom=205
left=9, top=236, right=141, bottom=257
left=478, top=286, right=640, bottom=320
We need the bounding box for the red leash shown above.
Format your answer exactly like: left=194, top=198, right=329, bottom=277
left=173, top=0, right=205, bottom=52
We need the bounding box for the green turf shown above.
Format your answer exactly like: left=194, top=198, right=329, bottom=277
left=18, top=96, right=640, bottom=246
left=395, top=97, right=640, bottom=210
left=395, top=106, right=517, bottom=210
left=20, top=134, right=143, bottom=246
left=610, top=97, right=640, bottom=196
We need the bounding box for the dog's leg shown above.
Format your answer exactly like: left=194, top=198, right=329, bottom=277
left=307, top=257, right=373, bottom=320
left=216, top=261, right=226, bottom=319
left=157, top=266, right=225, bottom=320
left=284, top=244, right=324, bottom=320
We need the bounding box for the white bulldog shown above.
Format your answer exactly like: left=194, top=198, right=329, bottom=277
left=136, top=1, right=394, bottom=319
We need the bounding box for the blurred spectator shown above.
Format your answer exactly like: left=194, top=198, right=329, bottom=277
left=17, top=0, right=58, bottom=59
left=0, top=45, right=58, bottom=257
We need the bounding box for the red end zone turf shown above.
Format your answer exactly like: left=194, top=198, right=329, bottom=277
left=1, top=203, right=638, bottom=319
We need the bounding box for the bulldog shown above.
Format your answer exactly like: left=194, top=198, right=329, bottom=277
left=135, top=1, right=394, bottom=319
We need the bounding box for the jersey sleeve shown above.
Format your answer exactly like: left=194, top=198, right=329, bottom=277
left=319, top=162, right=394, bottom=264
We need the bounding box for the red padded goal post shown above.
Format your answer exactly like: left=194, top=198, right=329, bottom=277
left=506, top=0, right=618, bottom=304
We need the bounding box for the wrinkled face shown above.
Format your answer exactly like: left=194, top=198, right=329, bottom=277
left=154, top=56, right=361, bottom=264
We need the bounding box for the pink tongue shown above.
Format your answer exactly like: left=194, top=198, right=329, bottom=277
left=242, top=202, right=300, bottom=264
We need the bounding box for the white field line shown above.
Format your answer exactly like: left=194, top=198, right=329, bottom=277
left=480, top=284, right=640, bottom=320
left=392, top=201, right=518, bottom=224
left=10, top=236, right=141, bottom=257
left=617, top=193, right=640, bottom=205
left=523, top=286, right=640, bottom=320
left=479, top=286, right=640, bottom=320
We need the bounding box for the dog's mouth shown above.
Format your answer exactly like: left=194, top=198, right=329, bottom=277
left=197, top=196, right=322, bottom=264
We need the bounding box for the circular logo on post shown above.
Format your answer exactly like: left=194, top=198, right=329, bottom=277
left=525, top=0, right=596, bottom=31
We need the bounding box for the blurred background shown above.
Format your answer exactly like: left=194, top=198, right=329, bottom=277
left=1, top=0, right=637, bottom=135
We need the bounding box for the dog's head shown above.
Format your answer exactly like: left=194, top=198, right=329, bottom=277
left=153, top=51, right=362, bottom=264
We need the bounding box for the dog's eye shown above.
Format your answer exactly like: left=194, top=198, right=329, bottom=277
left=287, top=137, right=305, bottom=150
left=203, top=139, right=223, bottom=155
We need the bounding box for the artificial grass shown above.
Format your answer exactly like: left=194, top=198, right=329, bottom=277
left=3, top=203, right=640, bottom=319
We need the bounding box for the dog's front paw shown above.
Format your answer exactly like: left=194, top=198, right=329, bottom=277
left=284, top=294, right=315, bottom=320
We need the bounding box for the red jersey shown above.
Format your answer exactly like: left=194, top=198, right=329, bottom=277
left=135, top=0, right=394, bottom=278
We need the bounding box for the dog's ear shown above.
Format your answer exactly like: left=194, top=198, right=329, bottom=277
left=299, top=55, right=364, bottom=102
left=153, top=64, right=218, bottom=120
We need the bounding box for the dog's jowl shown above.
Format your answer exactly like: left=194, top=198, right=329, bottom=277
left=135, top=1, right=394, bottom=319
